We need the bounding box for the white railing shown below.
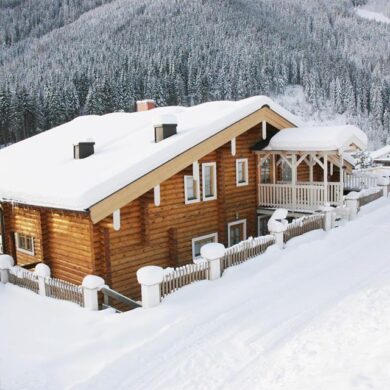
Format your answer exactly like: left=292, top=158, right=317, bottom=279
left=258, top=183, right=342, bottom=211
left=344, top=173, right=377, bottom=191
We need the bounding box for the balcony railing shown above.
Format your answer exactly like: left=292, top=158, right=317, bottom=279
left=258, top=182, right=343, bottom=211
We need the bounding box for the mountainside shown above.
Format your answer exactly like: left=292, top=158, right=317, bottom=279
left=0, top=0, right=389, bottom=147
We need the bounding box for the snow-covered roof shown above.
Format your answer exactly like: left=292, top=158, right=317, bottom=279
left=267, top=125, right=367, bottom=153
left=370, top=145, right=390, bottom=160
left=0, top=96, right=301, bottom=211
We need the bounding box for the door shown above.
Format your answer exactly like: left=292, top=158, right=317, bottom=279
left=228, top=220, right=246, bottom=247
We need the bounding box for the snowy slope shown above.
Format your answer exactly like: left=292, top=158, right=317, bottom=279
left=1, top=198, right=390, bottom=389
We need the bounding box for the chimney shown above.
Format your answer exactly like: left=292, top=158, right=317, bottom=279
left=74, top=140, right=95, bottom=159
left=153, top=114, right=177, bottom=143
left=136, top=99, right=156, bottom=112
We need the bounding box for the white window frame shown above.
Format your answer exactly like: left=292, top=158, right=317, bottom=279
left=228, top=219, right=247, bottom=247
left=184, top=175, right=200, bottom=204
left=236, top=158, right=249, bottom=186
left=192, top=232, right=218, bottom=260
left=15, top=232, right=35, bottom=256
left=202, top=162, right=217, bottom=201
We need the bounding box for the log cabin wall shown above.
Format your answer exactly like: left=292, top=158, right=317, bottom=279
left=2, top=204, right=43, bottom=267
left=1, top=204, right=96, bottom=284
left=98, top=124, right=262, bottom=299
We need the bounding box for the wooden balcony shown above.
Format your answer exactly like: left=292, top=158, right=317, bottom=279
left=258, top=182, right=343, bottom=212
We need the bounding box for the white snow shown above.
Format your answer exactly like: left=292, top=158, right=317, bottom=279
left=33, top=263, right=51, bottom=278
left=0, top=254, right=14, bottom=269
left=356, top=8, right=390, bottom=24
left=81, top=275, right=105, bottom=289
left=0, top=96, right=301, bottom=212
left=268, top=125, right=367, bottom=152
left=2, top=198, right=390, bottom=389
left=370, top=145, right=390, bottom=160
left=136, top=266, right=164, bottom=286
left=200, top=243, right=225, bottom=260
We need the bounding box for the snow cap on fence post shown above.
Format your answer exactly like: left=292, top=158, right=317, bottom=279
left=136, top=266, right=164, bottom=308
left=268, top=209, right=288, bottom=249
left=0, top=254, right=14, bottom=284
left=319, top=203, right=334, bottom=231
left=34, top=263, right=51, bottom=296
left=345, top=192, right=360, bottom=220
left=82, top=275, right=105, bottom=311
left=200, top=243, right=225, bottom=281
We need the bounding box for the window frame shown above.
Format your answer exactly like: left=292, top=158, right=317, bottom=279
left=236, top=158, right=249, bottom=186
left=257, top=215, right=270, bottom=237
left=184, top=175, right=200, bottom=205
left=202, top=162, right=217, bottom=201
left=192, top=232, right=218, bottom=260
left=228, top=219, right=247, bottom=247
left=15, top=232, right=35, bottom=256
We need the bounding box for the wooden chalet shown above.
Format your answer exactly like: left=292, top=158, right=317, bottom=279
left=0, top=98, right=367, bottom=299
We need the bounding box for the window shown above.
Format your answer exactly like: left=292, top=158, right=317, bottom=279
left=260, top=157, right=271, bottom=184
left=184, top=175, right=200, bottom=204
left=192, top=233, right=218, bottom=259
left=236, top=159, right=249, bottom=186
left=202, top=162, right=217, bottom=201
left=228, top=219, right=247, bottom=247
left=281, top=157, right=292, bottom=182
left=15, top=233, right=34, bottom=255
left=258, top=215, right=270, bottom=236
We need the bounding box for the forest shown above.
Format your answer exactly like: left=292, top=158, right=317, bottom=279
left=0, top=0, right=389, bottom=147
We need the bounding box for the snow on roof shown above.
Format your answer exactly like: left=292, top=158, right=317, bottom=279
left=267, top=125, right=367, bottom=153
left=0, top=96, right=301, bottom=211
left=370, top=145, right=390, bottom=160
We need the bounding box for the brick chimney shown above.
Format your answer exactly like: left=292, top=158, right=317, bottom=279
left=136, top=99, right=156, bottom=112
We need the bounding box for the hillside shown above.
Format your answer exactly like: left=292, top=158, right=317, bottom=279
left=1, top=198, right=390, bottom=389
left=0, top=0, right=389, bottom=147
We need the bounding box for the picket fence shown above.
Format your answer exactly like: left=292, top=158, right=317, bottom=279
left=8, top=266, right=84, bottom=307
left=161, top=262, right=209, bottom=298
left=220, top=235, right=275, bottom=272
left=284, top=213, right=325, bottom=243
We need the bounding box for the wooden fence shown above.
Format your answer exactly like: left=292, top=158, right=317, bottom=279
left=9, top=266, right=39, bottom=294
left=45, top=277, right=84, bottom=307
left=221, top=235, right=275, bottom=273
left=8, top=266, right=84, bottom=307
left=161, top=262, right=209, bottom=299
left=358, top=189, right=383, bottom=207
left=284, top=213, right=325, bottom=244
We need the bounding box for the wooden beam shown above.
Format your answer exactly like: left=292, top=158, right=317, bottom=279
left=89, top=106, right=296, bottom=223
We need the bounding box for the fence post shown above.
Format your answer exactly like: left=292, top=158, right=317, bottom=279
left=319, top=204, right=334, bottom=231
left=201, top=243, right=225, bottom=281
left=136, top=266, right=164, bottom=308
left=82, top=275, right=105, bottom=310
left=33, top=263, right=51, bottom=296
left=345, top=196, right=359, bottom=220
left=0, top=255, right=14, bottom=284
left=268, top=209, right=288, bottom=249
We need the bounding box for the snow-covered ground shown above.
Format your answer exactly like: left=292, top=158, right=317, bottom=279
left=2, top=198, right=390, bottom=389
left=355, top=0, right=390, bottom=24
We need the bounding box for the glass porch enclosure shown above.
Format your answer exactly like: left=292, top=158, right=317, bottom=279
left=256, top=151, right=344, bottom=212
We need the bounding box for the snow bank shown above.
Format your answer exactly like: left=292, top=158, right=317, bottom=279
left=345, top=187, right=382, bottom=200
left=1, top=199, right=390, bottom=389
left=0, top=96, right=301, bottom=211
left=268, top=125, right=367, bottom=152
left=0, top=254, right=14, bottom=269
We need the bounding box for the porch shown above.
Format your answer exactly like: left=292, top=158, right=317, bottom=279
left=255, top=151, right=345, bottom=212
